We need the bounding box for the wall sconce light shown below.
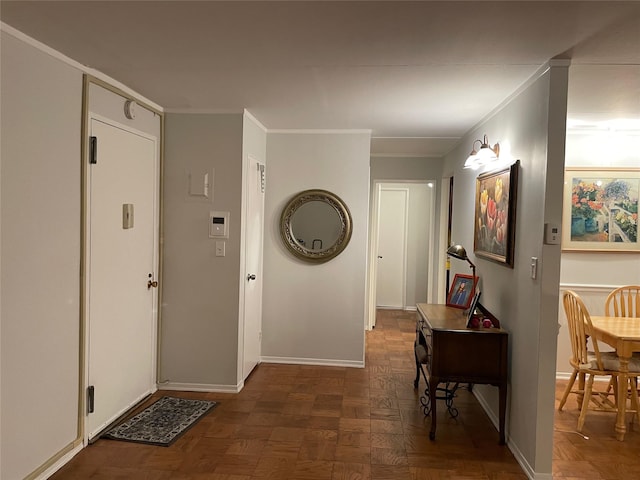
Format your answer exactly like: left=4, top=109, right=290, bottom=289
left=464, top=134, right=500, bottom=169
left=446, top=244, right=477, bottom=297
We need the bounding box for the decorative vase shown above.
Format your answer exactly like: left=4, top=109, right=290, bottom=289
left=571, top=216, right=585, bottom=237
left=584, top=217, right=597, bottom=233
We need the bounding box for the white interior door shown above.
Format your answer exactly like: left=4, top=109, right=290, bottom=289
left=87, top=117, right=158, bottom=440
left=376, top=188, right=408, bottom=308
left=242, top=156, right=265, bottom=380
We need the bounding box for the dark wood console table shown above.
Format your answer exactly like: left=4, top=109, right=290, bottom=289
left=414, top=303, right=508, bottom=444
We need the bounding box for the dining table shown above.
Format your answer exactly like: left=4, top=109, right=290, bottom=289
left=589, top=315, right=640, bottom=441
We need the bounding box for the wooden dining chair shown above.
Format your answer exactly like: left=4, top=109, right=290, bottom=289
left=604, top=285, right=640, bottom=417
left=558, top=290, right=640, bottom=432
left=605, top=285, right=640, bottom=318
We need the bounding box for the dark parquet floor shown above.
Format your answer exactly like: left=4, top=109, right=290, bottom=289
left=50, top=309, right=640, bottom=479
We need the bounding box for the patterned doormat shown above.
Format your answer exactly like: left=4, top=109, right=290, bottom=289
left=103, top=396, right=217, bottom=446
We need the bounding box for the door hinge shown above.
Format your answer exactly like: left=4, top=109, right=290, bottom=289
left=87, top=385, right=95, bottom=414
left=89, top=136, right=97, bottom=164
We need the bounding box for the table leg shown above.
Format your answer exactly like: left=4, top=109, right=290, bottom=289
left=616, top=357, right=629, bottom=441
left=498, top=382, right=506, bottom=445
left=429, top=376, right=439, bottom=440
left=414, top=345, right=421, bottom=389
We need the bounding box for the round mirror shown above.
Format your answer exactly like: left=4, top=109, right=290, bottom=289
left=280, top=189, right=352, bottom=263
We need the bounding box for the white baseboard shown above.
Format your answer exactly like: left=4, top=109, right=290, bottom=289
left=472, top=389, right=552, bottom=480
left=507, top=436, right=552, bottom=480
left=158, top=381, right=243, bottom=393
left=261, top=356, right=365, bottom=368
left=33, top=443, right=83, bottom=480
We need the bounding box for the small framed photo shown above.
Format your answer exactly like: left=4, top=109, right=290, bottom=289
left=446, top=274, right=477, bottom=309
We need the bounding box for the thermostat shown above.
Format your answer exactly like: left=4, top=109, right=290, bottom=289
left=209, top=211, right=229, bottom=238
left=544, top=223, right=560, bottom=245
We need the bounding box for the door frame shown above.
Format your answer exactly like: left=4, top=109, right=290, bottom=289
left=367, top=180, right=436, bottom=330
left=238, top=153, right=265, bottom=384
left=80, top=75, right=164, bottom=444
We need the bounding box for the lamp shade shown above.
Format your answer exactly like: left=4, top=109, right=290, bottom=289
left=476, top=144, right=497, bottom=162
left=446, top=244, right=468, bottom=261
left=463, top=135, right=499, bottom=169
left=464, top=154, right=479, bottom=169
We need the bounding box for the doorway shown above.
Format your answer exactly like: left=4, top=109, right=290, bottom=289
left=241, top=154, right=265, bottom=381
left=368, top=181, right=436, bottom=328
left=83, top=85, right=161, bottom=441
left=375, top=187, right=409, bottom=308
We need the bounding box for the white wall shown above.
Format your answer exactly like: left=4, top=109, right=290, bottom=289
left=161, top=113, right=244, bottom=389
left=1, top=32, right=82, bottom=479
left=442, top=63, right=569, bottom=478
left=262, top=132, right=370, bottom=365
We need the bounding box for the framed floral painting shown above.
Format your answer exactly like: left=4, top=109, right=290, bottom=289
left=562, top=168, right=640, bottom=252
left=473, top=161, right=519, bottom=267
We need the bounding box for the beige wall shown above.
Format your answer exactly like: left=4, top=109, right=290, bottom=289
left=1, top=32, right=82, bottom=479
left=262, top=132, right=370, bottom=365
left=442, top=63, right=569, bottom=478
left=160, top=113, right=243, bottom=389
left=370, top=156, right=443, bottom=182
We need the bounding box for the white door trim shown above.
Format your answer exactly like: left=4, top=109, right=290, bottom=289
left=238, top=153, right=265, bottom=384
left=437, top=177, right=453, bottom=303
left=82, top=111, right=160, bottom=444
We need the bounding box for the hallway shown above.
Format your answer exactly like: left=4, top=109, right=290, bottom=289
left=50, top=309, right=525, bottom=479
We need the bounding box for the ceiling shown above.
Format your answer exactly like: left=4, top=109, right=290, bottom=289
left=1, top=1, right=639, bottom=157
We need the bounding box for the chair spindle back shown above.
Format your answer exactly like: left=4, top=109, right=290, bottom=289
left=563, top=290, right=602, bottom=371
left=605, top=285, right=640, bottom=318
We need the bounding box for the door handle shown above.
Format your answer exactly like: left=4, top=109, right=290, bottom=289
left=378, top=256, right=383, bottom=259
left=247, top=274, right=256, bottom=281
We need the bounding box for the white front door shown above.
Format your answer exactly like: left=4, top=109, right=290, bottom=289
left=376, top=187, right=408, bottom=308
left=86, top=117, right=158, bottom=440
left=242, top=155, right=265, bottom=380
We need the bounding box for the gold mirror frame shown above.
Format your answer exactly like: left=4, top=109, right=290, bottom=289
left=280, top=189, right=353, bottom=263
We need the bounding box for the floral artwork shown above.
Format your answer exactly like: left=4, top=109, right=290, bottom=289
left=562, top=168, right=640, bottom=252
left=473, top=161, right=519, bottom=267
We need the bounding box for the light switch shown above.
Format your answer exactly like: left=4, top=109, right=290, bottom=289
left=215, top=241, right=225, bottom=257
